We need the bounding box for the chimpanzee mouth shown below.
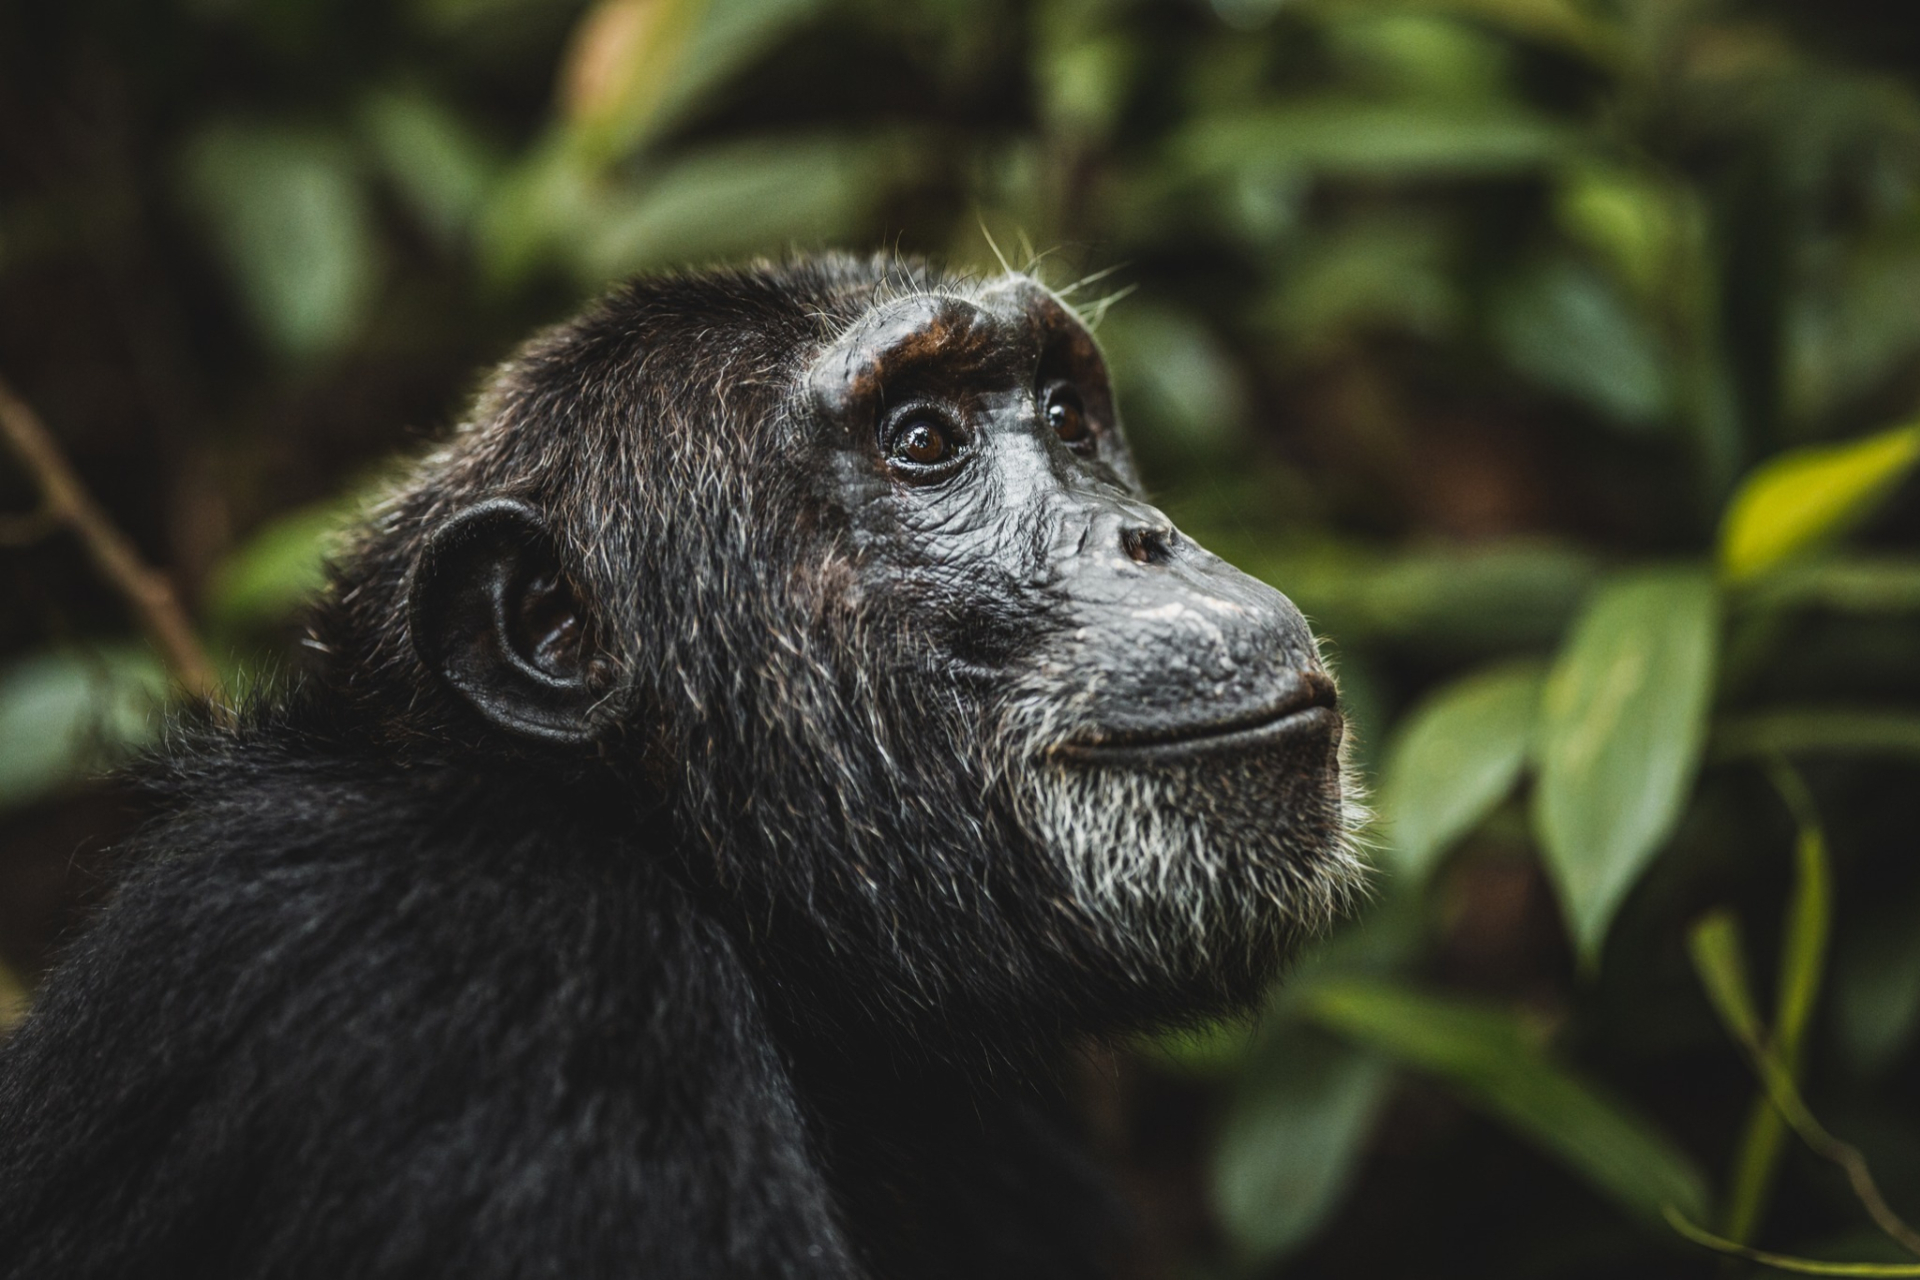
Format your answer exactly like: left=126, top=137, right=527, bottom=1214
left=1053, top=670, right=1340, bottom=764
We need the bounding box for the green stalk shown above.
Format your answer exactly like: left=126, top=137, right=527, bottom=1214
left=1718, top=762, right=1831, bottom=1244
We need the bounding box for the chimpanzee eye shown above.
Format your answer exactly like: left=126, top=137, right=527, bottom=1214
left=1046, top=386, right=1090, bottom=446
left=892, top=416, right=953, bottom=467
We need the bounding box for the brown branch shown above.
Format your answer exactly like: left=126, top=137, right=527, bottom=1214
left=0, top=373, right=221, bottom=705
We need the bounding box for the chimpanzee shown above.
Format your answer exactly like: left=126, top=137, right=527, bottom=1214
left=0, top=255, right=1362, bottom=1279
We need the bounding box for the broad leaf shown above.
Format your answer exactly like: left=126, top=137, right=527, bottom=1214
left=1230, top=540, right=1598, bottom=654
left=1534, top=568, right=1718, bottom=964
left=0, top=649, right=169, bottom=814
left=1258, top=215, right=1459, bottom=348
left=560, top=0, right=823, bottom=158
left=206, top=499, right=361, bottom=631
left=360, top=87, right=500, bottom=247
left=1719, top=422, right=1920, bottom=585
left=179, top=122, right=379, bottom=357
left=1493, top=257, right=1671, bottom=430
left=1309, top=979, right=1708, bottom=1223
left=1711, top=710, right=1920, bottom=763
left=1834, top=883, right=1920, bottom=1077
left=1214, top=1030, right=1391, bottom=1260
left=649, top=0, right=820, bottom=142
left=1378, top=660, right=1543, bottom=880
left=560, top=0, right=708, bottom=155
left=570, top=134, right=907, bottom=287
left=1146, top=1018, right=1259, bottom=1078
left=1554, top=164, right=1695, bottom=302
left=1748, top=557, right=1920, bottom=614
left=1097, top=303, right=1248, bottom=454
left=1320, top=0, right=1622, bottom=65
left=1179, top=99, right=1568, bottom=180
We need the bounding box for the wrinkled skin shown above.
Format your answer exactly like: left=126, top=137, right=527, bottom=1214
left=811, top=278, right=1334, bottom=753
left=0, top=256, right=1361, bottom=1280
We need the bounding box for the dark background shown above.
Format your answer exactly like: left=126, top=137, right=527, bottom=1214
left=4, top=0, right=1920, bottom=1275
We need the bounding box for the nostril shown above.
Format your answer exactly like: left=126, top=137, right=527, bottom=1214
left=1122, top=525, right=1175, bottom=566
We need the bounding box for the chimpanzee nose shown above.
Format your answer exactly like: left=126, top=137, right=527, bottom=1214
left=1120, top=524, right=1175, bottom=566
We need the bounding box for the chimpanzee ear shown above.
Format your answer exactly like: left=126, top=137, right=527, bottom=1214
left=409, top=498, right=611, bottom=745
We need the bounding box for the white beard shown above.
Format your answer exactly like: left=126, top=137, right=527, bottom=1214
left=996, top=685, right=1370, bottom=981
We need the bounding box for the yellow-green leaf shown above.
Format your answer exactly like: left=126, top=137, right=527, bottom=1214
left=1719, top=423, right=1920, bottom=585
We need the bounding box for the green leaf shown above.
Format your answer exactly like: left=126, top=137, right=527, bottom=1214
left=360, top=86, right=500, bottom=247
left=1745, top=558, right=1920, bottom=615
left=647, top=0, right=820, bottom=143
left=560, top=0, right=709, bottom=158
left=1534, top=568, right=1718, bottom=964
left=1711, top=710, right=1920, bottom=762
left=179, top=122, right=380, bottom=357
left=205, top=500, right=360, bottom=631
left=1554, top=164, right=1695, bottom=302
left=1322, top=0, right=1623, bottom=66
left=1785, top=236, right=1920, bottom=428
left=1378, top=660, right=1543, bottom=880
left=1322, top=14, right=1513, bottom=105
left=568, top=134, right=909, bottom=287
left=0, top=648, right=170, bottom=814
left=1258, top=215, right=1460, bottom=348
left=1308, top=978, right=1708, bottom=1223
left=1213, top=1030, right=1392, bottom=1260
left=1493, top=257, right=1671, bottom=430
left=1229, top=540, right=1599, bottom=654
left=1179, top=99, right=1569, bottom=181
left=1719, top=423, right=1920, bottom=585
left=1834, top=883, right=1920, bottom=1078
left=1096, top=303, right=1248, bottom=454
left=1143, top=1018, right=1259, bottom=1078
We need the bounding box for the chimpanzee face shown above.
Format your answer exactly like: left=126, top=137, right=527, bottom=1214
left=799, top=276, right=1361, bottom=986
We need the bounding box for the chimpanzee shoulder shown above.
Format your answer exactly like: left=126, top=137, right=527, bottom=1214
left=0, top=703, right=862, bottom=1279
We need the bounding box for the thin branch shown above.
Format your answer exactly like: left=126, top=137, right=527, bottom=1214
left=0, top=373, right=221, bottom=704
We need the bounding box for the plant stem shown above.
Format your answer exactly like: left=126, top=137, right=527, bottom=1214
left=1720, top=763, right=1831, bottom=1243
left=0, top=374, right=221, bottom=706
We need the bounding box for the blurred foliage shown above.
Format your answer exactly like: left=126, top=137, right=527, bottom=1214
left=5, top=0, right=1920, bottom=1275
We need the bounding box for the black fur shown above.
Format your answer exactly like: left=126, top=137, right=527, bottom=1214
left=0, top=255, right=1353, bottom=1278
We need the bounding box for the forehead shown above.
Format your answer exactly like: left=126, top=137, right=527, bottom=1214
left=808, top=276, right=1103, bottom=421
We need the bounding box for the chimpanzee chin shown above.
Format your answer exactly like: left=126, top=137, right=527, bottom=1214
left=0, top=254, right=1364, bottom=1280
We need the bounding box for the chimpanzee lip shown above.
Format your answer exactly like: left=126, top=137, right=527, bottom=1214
left=1053, top=671, right=1340, bottom=763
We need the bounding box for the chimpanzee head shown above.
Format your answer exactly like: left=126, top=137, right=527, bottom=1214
left=328, top=254, right=1364, bottom=1060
